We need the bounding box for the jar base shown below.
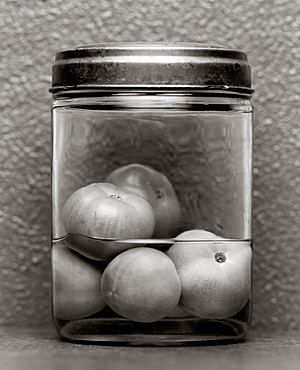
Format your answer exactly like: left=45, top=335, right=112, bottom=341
left=55, top=317, right=250, bottom=346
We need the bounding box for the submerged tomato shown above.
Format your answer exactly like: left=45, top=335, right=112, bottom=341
left=62, top=183, right=155, bottom=261
left=106, top=163, right=181, bottom=238
left=52, top=243, right=107, bottom=320
left=101, top=247, right=181, bottom=322
left=167, top=229, right=252, bottom=319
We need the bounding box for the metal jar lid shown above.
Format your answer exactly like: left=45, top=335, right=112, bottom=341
left=50, top=42, right=252, bottom=94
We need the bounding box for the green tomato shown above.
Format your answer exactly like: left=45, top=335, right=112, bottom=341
left=106, top=163, right=181, bottom=238
left=167, top=229, right=252, bottom=319
left=52, top=243, right=107, bottom=320
left=101, top=247, right=181, bottom=322
left=62, top=183, right=155, bottom=261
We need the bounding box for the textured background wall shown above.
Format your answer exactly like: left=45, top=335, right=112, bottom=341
left=1, top=0, right=299, bottom=335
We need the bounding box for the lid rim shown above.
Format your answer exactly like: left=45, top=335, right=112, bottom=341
left=51, top=43, right=252, bottom=93
left=50, top=84, right=253, bottom=95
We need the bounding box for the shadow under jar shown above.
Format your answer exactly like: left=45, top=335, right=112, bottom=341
left=50, top=43, right=253, bottom=346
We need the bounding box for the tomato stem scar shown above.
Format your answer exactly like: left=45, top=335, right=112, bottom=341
left=110, top=194, right=122, bottom=200
left=214, top=252, right=226, bottom=263
left=156, top=190, right=164, bottom=201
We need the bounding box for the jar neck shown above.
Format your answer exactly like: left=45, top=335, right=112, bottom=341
left=52, top=87, right=252, bottom=97
left=52, top=89, right=252, bottom=111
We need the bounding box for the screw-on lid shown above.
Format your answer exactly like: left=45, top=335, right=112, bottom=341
left=50, top=42, right=252, bottom=94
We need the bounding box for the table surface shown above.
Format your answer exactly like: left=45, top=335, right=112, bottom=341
left=1, top=327, right=300, bottom=370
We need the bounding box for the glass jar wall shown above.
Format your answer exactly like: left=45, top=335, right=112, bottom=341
left=50, top=43, right=253, bottom=345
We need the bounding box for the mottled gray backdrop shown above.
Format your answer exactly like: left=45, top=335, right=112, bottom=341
left=1, top=0, right=299, bottom=334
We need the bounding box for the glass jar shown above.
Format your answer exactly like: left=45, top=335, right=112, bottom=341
left=50, top=43, right=253, bottom=345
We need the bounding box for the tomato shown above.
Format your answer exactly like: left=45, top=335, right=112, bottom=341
left=52, top=243, right=107, bottom=320
left=62, top=183, right=155, bottom=261
left=106, top=163, right=181, bottom=238
left=175, top=229, right=223, bottom=241
left=101, top=247, right=181, bottom=322
left=167, top=229, right=252, bottom=319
